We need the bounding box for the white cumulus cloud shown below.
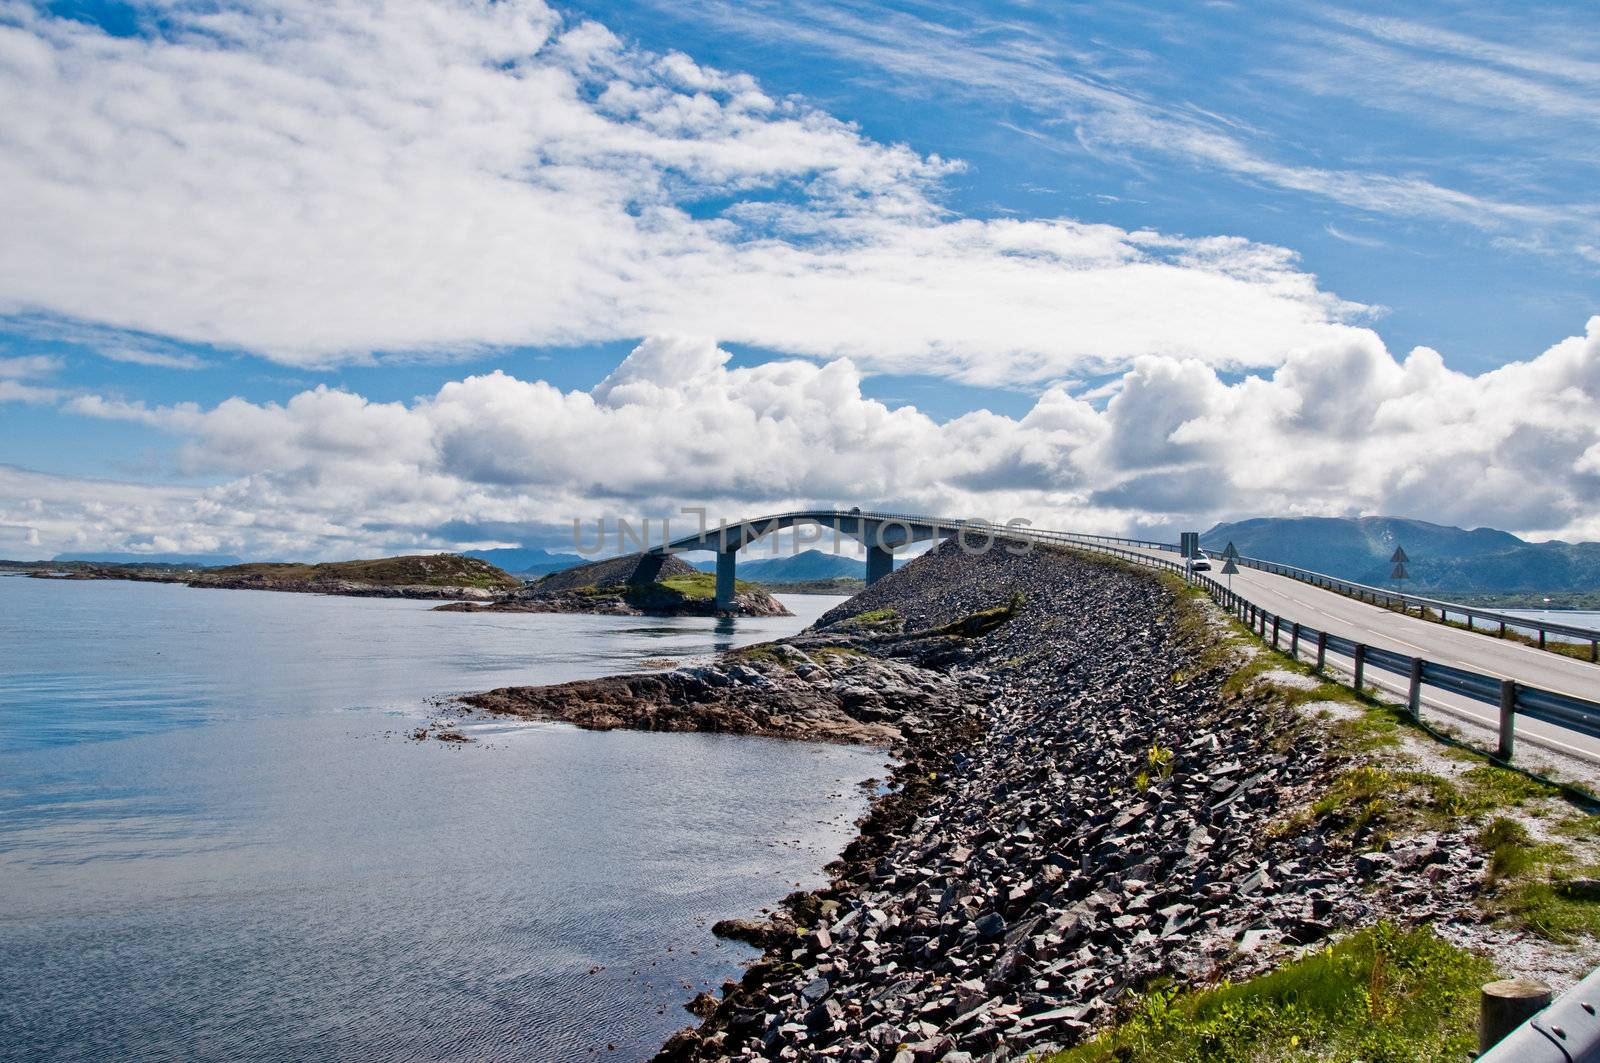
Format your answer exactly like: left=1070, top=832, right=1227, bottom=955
left=9, top=320, right=1596, bottom=559
left=0, top=0, right=1363, bottom=382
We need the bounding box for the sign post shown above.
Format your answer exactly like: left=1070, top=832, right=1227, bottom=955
left=1221, top=541, right=1240, bottom=594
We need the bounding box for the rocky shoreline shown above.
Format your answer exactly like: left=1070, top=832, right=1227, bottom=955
left=437, top=584, right=789, bottom=617
left=457, top=537, right=1495, bottom=1062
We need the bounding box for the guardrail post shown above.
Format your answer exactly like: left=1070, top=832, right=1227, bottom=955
left=1271, top=616, right=1280, bottom=648
left=1479, top=979, right=1552, bottom=1055
left=1290, top=622, right=1300, bottom=661
left=1316, top=631, right=1327, bottom=672
left=1353, top=644, right=1367, bottom=695
left=1499, top=620, right=1506, bottom=638
left=1467, top=614, right=1475, bottom=631
left=1539, top=629, right=1547, bottom=650
left=1592, top=639, right=1598, bottom=664
left=1408, top=657, right=1423, bottom=721
left=1498, top=680, right=1517, bottom=761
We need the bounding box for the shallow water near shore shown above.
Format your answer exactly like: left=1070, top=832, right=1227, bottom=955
left=0, top=576, right=875, bottom=1062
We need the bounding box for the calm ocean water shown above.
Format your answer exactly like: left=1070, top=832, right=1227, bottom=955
left=1500, top=609, right=1600, bottom=642
left=0, top=576, right=878, bottom=1062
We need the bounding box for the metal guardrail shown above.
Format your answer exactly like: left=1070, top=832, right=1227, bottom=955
left=1029, top=528, right=1599, bottom=663
left=950, top=521, right=1600, bottom=1054
left=1009, top=530, right=1600, bottom=763
left=1224, top=552, right=1600, bottom=661
left=1479, top=965, right=1600, bottom=1061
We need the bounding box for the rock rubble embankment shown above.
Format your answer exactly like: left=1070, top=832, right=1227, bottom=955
left=465, top=537, right=1489, bottom=1061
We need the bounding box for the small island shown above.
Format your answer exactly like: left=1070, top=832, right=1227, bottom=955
left=17, top=554, right=523, bottom=600
left=436, top=552, right=791, bottom=617
left=10, top=550, right=793, bottom=616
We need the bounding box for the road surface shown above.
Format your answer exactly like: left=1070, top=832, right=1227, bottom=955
left=1101, top=541, right=1600, bottom=763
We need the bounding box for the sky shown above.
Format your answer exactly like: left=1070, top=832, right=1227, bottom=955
left=0, top=0, right=1597, bottom=561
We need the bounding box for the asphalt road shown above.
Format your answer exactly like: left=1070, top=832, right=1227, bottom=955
left=1110, top=543, right=1600, bottom=764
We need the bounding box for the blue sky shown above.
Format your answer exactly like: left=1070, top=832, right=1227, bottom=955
left=1, top=0, right=1597, bottom=558
left=567, top=0, right=1598, bottom=364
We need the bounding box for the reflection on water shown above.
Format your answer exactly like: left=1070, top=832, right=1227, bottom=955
left=0, top=578, right=874, bottom=1062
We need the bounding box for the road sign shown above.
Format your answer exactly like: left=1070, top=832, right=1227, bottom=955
left=1392, top=561, right=1409, bottom=580
left=1391, top=546, right=1409, bottom=563
left=1221, top=558, right=1239, bottom=575
left=1223, top=542, right=1240, bottom=561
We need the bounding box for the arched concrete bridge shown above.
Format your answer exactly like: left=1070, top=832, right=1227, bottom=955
left=636, top=508, right=988, bottom=610
left=621, top=507, right=1600, bottom=765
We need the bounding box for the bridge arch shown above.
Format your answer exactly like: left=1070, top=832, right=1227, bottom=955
left=637, top=509, right=970, bottom=610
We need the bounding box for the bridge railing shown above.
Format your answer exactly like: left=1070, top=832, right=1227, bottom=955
left=1034, top=534, right=1600, bottom=762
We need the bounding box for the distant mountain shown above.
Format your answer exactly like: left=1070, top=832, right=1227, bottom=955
left=1201, top=516, right=1600, bottom=598
left=690, top=549, right=868, bottom=582
left=463, top=547, right=585, bottom=577
left=53, top=551, right=243, bottom=567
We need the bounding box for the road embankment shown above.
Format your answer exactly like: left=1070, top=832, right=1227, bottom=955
left=464, top=538, right=1505, bottom=1060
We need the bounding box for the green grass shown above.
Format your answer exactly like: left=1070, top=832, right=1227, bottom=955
left=853, top=606, right=899, bottom=623
left=1469, top=816, right=1600, bottom=941
left=204, top=554, right=521, bottom=590
left=568, top=572, right=760, bottom=605
left=1502, top=879, right=1600, bottom=942
left=1155, top=562, right=1600, bottom=944
left=1045, top=924, right=1490, bottom=1063
left=930, top=592, right=1026, bottom=639
left=1134, top=551, right=1600, bottom=952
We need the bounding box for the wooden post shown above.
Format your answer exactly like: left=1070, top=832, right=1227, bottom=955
left=1316, top=631, right=1327, bottom=672
left=1408, top=657, right=1424, bottom=721
left=1353, top=644, right=1367, bottom=695
left=1498, top=680, right=1517, bottom=761
left=1479, top=978, right=1551, bottom=1055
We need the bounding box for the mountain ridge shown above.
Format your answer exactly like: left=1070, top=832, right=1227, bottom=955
left=689, top=548, right=870, bottom=581
left=1200, top=516, right=1600, bottom=600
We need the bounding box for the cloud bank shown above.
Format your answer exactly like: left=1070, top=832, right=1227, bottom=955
left=0, top=0, right=1362, bottom=383
left=7, top=320, right=1598, bottom=559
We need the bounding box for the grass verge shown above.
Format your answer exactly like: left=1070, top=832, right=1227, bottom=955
left=1044, top=924, right=1490, bottom=1063
left=1152, top=562, right=1600, bottom=934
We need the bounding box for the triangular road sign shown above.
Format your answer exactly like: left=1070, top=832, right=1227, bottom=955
left=1223, top=542, right=1240, bottom=560
left=1221, top=558, right=1240, bottom=575
left=1392, top=561, right=1409, bottom=580
left=1391, top=546, right=1409, bottom=563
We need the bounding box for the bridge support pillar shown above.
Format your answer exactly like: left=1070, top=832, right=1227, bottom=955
left=865, top=544, right=893, bottom=585
left=715, top=550, right=738, bottom=611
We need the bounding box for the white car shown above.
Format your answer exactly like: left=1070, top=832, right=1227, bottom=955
left=1189, top=555, right=1212, bottom=572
